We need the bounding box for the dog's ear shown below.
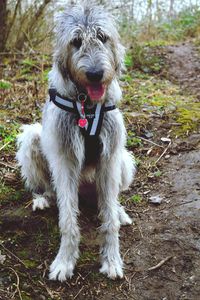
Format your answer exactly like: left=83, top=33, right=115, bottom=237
left=115, top=42, right=126, bottom=76
left=57, top=56, right=69, bottom=80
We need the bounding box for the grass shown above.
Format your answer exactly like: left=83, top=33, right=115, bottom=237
left=131, top=194, right=142, bottom=203
left=0, top=123, right=20, bottom=151
left=0, top=80, right=12, bottom=90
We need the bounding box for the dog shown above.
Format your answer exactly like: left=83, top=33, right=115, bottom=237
left=16, top=3, right=136, bottom=281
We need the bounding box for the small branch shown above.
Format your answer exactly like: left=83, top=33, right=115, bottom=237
left=74, top=286, right=84, bottom=300
left=8, top=267, right=22, bottom=300
left=0, top=161, right=17, bottom=170
left=38, top=281, right=55, bottom=298
left=154, top=141, right=171, bottom=165
left=148, top=256, right=173, bottom=271
left=0, top=141, right=11, bottom=151
left=138, top=136, right=164, bottom=148
left=0, top=244, right=27, bottom=268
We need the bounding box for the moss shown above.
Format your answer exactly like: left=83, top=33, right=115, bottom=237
left=175, top=102, right=200, bottom=135
left=23, top=259, right=37, bottom=268
left=122, top=70, right=199, bottom=136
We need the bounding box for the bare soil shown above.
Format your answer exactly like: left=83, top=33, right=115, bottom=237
left=0, top=42, right=200, bottom=300
left=164, top=42, right=200, bottom=98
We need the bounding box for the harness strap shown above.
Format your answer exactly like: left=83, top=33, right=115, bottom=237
left=49, top=88, right=116, bottom=137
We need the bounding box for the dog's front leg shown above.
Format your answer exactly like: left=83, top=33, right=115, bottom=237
left=49, top=157, right=80, bottom=282
left=97, top=155, right=123, bottom=279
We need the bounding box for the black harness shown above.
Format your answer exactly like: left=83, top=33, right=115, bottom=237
left=49, top=88, right=116, bottom=137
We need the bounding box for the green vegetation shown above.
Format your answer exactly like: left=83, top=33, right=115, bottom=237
left=131, top=194, right=142, bottom=203
left=79, top=250, right=97, bottom=266
left=0, top=180, right=26, bottom=205
left=157, top=9, right=200, bottom=41
left=0, top=123, right=20, bottom=151
left=127, top=131, right=142, bottom=148
left=176, top=103, right=200, bottom=135
left=122, top=7, right=200, bottom=75
left=122, top=7, right=200, bottom=44
left=0, top=80, right=12, bottom=89
left=122, top=71, right=199, bottom=136
left=125, top=43, right=164, bottom=73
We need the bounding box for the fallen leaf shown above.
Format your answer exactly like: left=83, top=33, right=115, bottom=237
left=149, top=195, right=163, bottom=204
left=0, top=251, right=6, bottom=264
left=161, top=137, right=171, bottom=143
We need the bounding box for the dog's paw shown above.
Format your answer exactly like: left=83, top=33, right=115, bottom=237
left=118, top=206, right=132, bottom=226
left=49, top=257, right=74, bottom=282
left=100, top=258, right=123, bottom=279
left=32, top=196, right=50, bottom=211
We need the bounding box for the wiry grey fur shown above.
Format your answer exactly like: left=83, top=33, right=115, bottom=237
left=16, top=4, right=136, bottom=281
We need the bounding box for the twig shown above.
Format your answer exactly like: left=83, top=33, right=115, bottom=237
left=166, top=199, right=200, bottom=210
left=0, top=142, right=11, bottom=151
left=74, top=286, right=84, bottom=300
left=137, top=224, right=144, bottom=238
left=0, top=243, right=27, bottom=268
left=154, top=141, right=171, bottom=165
left=8, top=267, right=22, bottom=300
left=123, top=248, right=130, bottom=260
left=0, top=161, right=17, bottom=170
left=148, top=256, right=172, bottom=271
left=24, top=200, right=32, bottom=209
left=138, top=136, right=164, bottom=148
left=38, top=281, right=55, bottom=298
left=0, top=52, right=25, bottom=55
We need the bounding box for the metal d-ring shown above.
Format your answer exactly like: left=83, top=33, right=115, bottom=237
left=78, top=93, right=87, bottom=102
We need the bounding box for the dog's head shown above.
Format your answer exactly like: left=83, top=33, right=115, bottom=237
left=51, top=4, right=125, bottom=103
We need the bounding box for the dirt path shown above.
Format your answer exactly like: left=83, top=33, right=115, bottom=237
left=126, top=43, right=200, bottom=299
left=165, top=42, right=200, bottom=98
left=1, top=42, right=200, bottom=300
left=126, top=43, right=200, bottom=300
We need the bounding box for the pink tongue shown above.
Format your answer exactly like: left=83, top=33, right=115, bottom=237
left=86, top=84, right=105, bottom=101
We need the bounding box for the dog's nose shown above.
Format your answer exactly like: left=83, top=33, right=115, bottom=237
left=86, top=70, right=104, bottom=82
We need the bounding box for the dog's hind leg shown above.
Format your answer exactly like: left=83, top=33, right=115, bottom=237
left=16, top=123, right=53, bottom=210
left=118, top=149, right=136, bottom=226
left=120, top=149, right=136, bottom=191
left=118, top=205, right=132, bottom=225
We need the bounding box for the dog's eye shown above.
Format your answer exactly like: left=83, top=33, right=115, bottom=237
left=72, top=38, right=82, bottom=49
left=97, top=32, right=108, bottom=44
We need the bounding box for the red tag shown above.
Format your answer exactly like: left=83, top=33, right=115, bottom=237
left=78, top=118, right=88, bottom=128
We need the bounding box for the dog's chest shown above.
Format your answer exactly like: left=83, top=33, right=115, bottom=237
left=84, top=136, right=102, bottom=167
left=57, top=109, right=120, bottom=166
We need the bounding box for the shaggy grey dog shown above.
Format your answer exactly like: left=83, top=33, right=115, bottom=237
left=16, top=4, right=136, bottom=281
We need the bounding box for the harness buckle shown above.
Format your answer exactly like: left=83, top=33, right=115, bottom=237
left=78, top=93, right=87, bottom=102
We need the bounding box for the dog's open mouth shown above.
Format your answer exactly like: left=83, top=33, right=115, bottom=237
left=86, top=83, right=105, bottom=101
